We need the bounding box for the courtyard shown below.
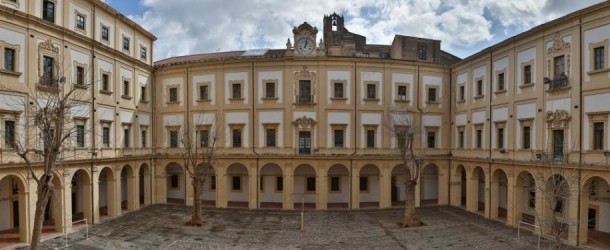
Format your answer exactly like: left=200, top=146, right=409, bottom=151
left=26, top=205, right=543, bottom=249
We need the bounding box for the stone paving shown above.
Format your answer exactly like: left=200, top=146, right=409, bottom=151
left=33, top=205, right=542, bottom=250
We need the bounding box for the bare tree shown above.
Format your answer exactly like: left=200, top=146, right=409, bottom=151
left=178, top=118, right=219, bottom=226
left=388, top=106, right=424, bottom=227
left=0, top=62, right=92, bottom=249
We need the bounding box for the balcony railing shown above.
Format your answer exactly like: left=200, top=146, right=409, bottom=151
left=296, top=95, right=314, bottom=104
left=544, top=73, right=568, bottom=90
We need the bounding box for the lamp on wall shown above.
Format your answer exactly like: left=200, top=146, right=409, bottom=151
left=543, top=77, right=551, bottom=85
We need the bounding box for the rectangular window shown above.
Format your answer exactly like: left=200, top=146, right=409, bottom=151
left=417, top=44, right=427, bottom=60
left=102, top=127, right=110, bottom=147
left=232, top=176, right=241, bottom=191
left=427, top=131, right=435, bottom=148
left=366, top=129, right=375, bottom=148
left=4, top=120, right=15, bottom=148
left=232, top=129, right=242, bottom=147
left=170, top=175, right=179, bottom=189
left=306, top=177, right=316, bottom=192
left=476, top=80, right=483, bottom=96
left=102, top=74, right=109, bottom=91
left=76, top=13, right=85, bottom=30
left=497, top=127, right=504, bottom=149
left=260, top=176, right=264, bottom=191
left=210, top=176, right=216, bottom=190
left=359, top=176, right=369, bottom=192
left=334, top=82, right=344, bottom=98
left=528, top=191, right=536, bottom=208
left=298, top=80, right=312, bottom=103
left=169, top=87, right=178, bottom=102
left=397, top=85, right=407, bottom=100
left=554, top=55, right=565, bottom=79
left=200, top=129, right=209, bottom=147
left=199, top=85, right=208, bottom=100
left=123, top=37, right=130, bottom=51
left=594, top=46, right=605, bottom=70
left=459, top=85, right=465, bottom=101
left=265, top=82, right=275, bottom=98
left=458, top=130, right=464, bottom=148
left=141, top=86, right=146, bottom=101
left=140, top=46, right=147, bottom=60
left=43, top=56, right=54, bottom=85
left=141, top=130, right=147, bottom=148
left=232, top=83, right=241, bottom=99
left=266, top=128, right=276, bottom=147
left=524, top=65, right=532, bottom=84
left=123, top=128, right=130, bottom=148
left=76, top=125, right=85, bottom=147
left=497, top=73, right=505, bottom=91
left=523, top=126, right=531, bottom=149
left=594, top=122, right=604, bottom=150
left=334, top=129, right=344, bottom=148
left=101, top=26, right=109, bottom=41
left=476, top=128, right=483, bottom=148
left=43, top=0, right=55, bottom=23
left=366, top=84, right=376, bottom=99
left=4, top=48, right=15, bottom=72
left=76, top=66, right=84, bottom=85
left=169, top=130, right=178, bottom=148
left=276, top=176, right=283, bottom=191
left=330, top=177, right=340, bottom=192
left=427, top=88, right=437, bottom=103
left=123, top=80, right=130, bottom=96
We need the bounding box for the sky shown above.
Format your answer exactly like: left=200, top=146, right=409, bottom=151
left=101, top=0, right=605, bottom=61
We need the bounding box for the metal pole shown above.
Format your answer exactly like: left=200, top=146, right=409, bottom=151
left=300, top=196, right=304, bottom=231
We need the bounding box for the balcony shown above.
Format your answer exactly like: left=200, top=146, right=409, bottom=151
left=295, top=95, right=314, bottom=104
left=544, top=73, right=568, bottom=91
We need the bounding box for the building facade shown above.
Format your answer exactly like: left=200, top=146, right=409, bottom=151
left=0, top=0, right=609, bottom=248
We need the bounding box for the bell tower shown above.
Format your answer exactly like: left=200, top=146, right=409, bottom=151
left=323, top=12, right=345, bottom=49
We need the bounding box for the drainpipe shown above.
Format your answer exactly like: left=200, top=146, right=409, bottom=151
left=488, top=52, right=493, bottom=219
left=576, top=17, right=583, bottom=246
left=250, top=62, right=260, bottom=209
left=90, top=4, right=97, bottom=225
left=350, top=61, right=358, bottom=209
left=448, top=65, right=453, bottom=206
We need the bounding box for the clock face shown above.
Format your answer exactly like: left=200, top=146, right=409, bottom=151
left=296, top=38, right=314, bottom=55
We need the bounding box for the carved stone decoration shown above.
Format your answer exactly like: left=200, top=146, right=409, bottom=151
left=294, top=65, right=316, bottom=78
left=546, top=33, right=571, bottom=78
left=286, top=38, right=292, bottom=49
left=546, top=109, right=571, bottom=129
left=38, top=39, right=59, bottom=54
left=292, top=22, right=318, bottom=36
left=293, top=116, right=316, bottom=129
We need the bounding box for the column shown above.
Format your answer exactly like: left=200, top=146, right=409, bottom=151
left=438, top=163, right=449, bottom=205
left=283, top=163, right=293, bottom=209
left=351, top=166, right=360, bottom=209
left=154, top=166, right=166, bottom=205
left=379, top=165, right=391, bottom=208
left=316, top=164, right=327, bottom=210
left=490, top=177, right=499, bottom=219
left=248, top=164, right=257, bottom=209
left=466, top=174, right=477, bottom=212
left=109, top=170, right=118, bottom=217
left=127, top=175, right=137, bottom=210
left=62, top=172, right=73, bottom=233
left=185, top=173, right=194, bottom=206
left=91, top=169, right=100, bottom=224
left=506, top=175, right=516, bottom=226
left=484, top=170, right=491, bottom=219
left=567, top=187, right=579, bottom=245
left=216, top=164, right=227, bottom=208
left=52, top=180, right=65, bottom=233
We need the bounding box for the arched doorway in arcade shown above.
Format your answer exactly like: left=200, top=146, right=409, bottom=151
left=226, top=163, right=249, bottom=208
left=165, top=163, right=185, bottom=205
left=259, top=164, right=283, bottom=209
left=420, top=164, right=439, bottom=206
left=293, top=164, right=316, bottom=210
left=580, top=176, right=610, bottom=249
left=139, top=164, right=151, bottom=206
left=0, top=175, right=27, bottom=245
left=327, top=164, right=349, bottom=209
left=359, top=164, right=380, bottom=208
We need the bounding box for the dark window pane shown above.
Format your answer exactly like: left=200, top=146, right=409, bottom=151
left=523, top=126, right=531, bottom=149
left=524, top=65, right=532, bottom=84
left=428, top=88, right=436, bottom=102
left=170, top=131, right=178, bottom=148
left=265, top=82, right=275, bottom=98
left=102, top=74, right=109, bottom=91
left=101, top=26, right=109, bottom=41
left=102, top=127, right=110, bottom=147
left=397, top=85, right=406, bottom=100
left=594, top=47, right=605, bottom=70
left=359, top=176, right=368, bottom=191
left=497, top=128, right=504, bottom=149
left=330, top=177, right=340, bottom=191
left=594, top=122, right=604, bottom=150
left=200, top=85, right=208, bottom=100
left=232, top=176, right=241, bottom=190
left=4, top=120, right=15, bottom=148
left=200, top=130, right=209, bottom=147
left=170, top=175, right=179, bottom=188
left=43, top=0, right=55, bottom=23
left=266, top=128, right=276, bottom=147
left=427, top=131, right=435, bottom=148
left=554, top=55, right=565, bottom=79
left=124, top=129, right=130, bottom=148
left=76, top=14, right=85, bottom=30
left=4, top=48, right=15, bottom=71
left=334, top=129, right=344, bottom=147
left=276, top=177, right=283, bottom=191
left=366, top=129, right=375, bottom=148
left=334, top=82, right=343, bottom=98
left=306, top=177, right=316, bottom=192
left=367, top=84, right=376, bottom=99
left=76, top=125, right=85, bottom=147
left=169, top=87, right=178, bottom=102
left=43, top=56, right=54, bottom=85
left=232, top=84, right=241, bottom=99
left=76, top=66, right=84, bottom=85
left=233, top=129, right=241, bottom=147
left=141, top=130, right=146, bottom=147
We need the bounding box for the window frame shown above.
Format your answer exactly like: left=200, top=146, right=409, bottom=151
left=365, top=125, right=377, bottom=149
left=426, top=85, right=438, bottom=104
left=396, top=83, right=409, bottom=102
left=168, top=86, right=179, bottom=103
left=588, top=40, right=609, bottom=74
left=364, top=82, right=378, bottom=100
left=122, top=35, right=130, bottom=52
left=229, top=124, right=244, bottom=148
left=425, top=126, right=438, bottom=149
left=263, top=123, right=278, bottom=147
left=329, top=176, right=341, bottom=193
left=140, top=126, right=147, bottom=148
left=101, top=25, right=110, bottom=42
left=475, top=124, right=483, bottom=149
left=305, top=176, right=316, bottom=193
left=495, top=122, right=505, bottom=150
left=262, top=80, right=278, bottom=100
left=474, top=77, right=484, bottom=98
left=331, top=124, right=346, bottom=148
left=140, top=45, right=147, bottom=60
left=121, top=77, right=131, bottom=99
left=75, top=12, right=86, bottom=31
left=167, top=127, right=179, bottom=148
left=230, top=81, right=243, bottom=100
left=42, top=0, right=55, bottom=23
left=359, top=176, right=370, bottom=192
left=231, top=175, right=242, bottom=192
left=588, top=112, right=608, bottom=151
left=495, top=71, right=506, bottom=93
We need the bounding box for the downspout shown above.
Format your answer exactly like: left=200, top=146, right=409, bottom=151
left=90, top=4, right=97, bottom=225
left=185, top=67, right=190, bottom=202
left=488, top=52, right=493, bottom=219
left=350, top=61, right=358, bottom=209
left=448, top=65, right=453, bottom=206
left=250, top=62, right=260, bottom=210
left=576, top=17, right=583, bottom=246
left=416, top=65, right=423, bottom=208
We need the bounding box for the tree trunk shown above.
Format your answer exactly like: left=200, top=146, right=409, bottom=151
left=402, top=180, right=422, bottom=227
left=187, top=178, right=203, bottom=226
left=30, top=180, right=53, bottom=250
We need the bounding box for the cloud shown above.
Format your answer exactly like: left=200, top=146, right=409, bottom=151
left=128, top=0, right=604, bottom=60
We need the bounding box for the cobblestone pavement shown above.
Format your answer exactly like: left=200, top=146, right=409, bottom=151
left=35, top=205, right=541, bottom=250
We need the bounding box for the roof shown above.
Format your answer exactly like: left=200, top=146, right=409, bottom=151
left=155, top=49, right=287, bottom=67
left=94, top=0, right=157, bottom=41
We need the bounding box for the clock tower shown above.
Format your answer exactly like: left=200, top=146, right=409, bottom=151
left=290, top=22, right=323, bottom=57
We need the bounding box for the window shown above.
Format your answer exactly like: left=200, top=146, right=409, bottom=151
left=458, top=129, right=464, bottom=148
left=123, top=128, right=130, bottom=148
left=397, top=85, right=407, bottom=100
left=76, top=66, right=84, bottom=85
left=76, top=13, right=85, bottom=30
left=330, top=177, right=340, bottom=192
left=594, top=46, right=604, bottom=70
left=76, top=125, right=85, bottom=147
left=427, top=131, right=436, bottom=148
left=593, top=122, right=604, bottom=150
left=123, top=80, right=130, bottom=96
left=276, top=176, right=283, bottom=192
left=554, top=55, right=565, bottom=79
left=43, top=0, right=55, bottom=23
left=476, top=80, right=483, bottom=96
left=266, top=128, right=276, bottom=147
left=297, top=80, right=312, bottom=103
left=366, top=129, right=375, bottom=148
left=523, top=126, right=531, bottom=149
left=524, top=65, right=532, bottom=84
left=497, top=73, right=505, bottom=91
left=232, top=83, right=241, bottom=99
left=497, top=127, right=504, bottom=149
left=141, top=86, right=147, bottom=101
left=4, top=48, right=15, bottom=72
left=476, top=128, right=483, bottom=148
left=459, top=85, right=465, bottom=101
left=210, top=176, right=216, bottom=190
left=528, top=190, right=536, bottom=208
left=141, top=130, right=147, bottom=148
left=140, top=46, right=147, bottom=60
left=417, top=44, right=427, bottom=60
left=101, top=26, right=109, bottom=42
left=101, top=73, right=109, bottom=91
left=366, top=84, right=376, bottom=99
left=170, top=175, right=179, bottom=189
left=122, top=36, right=130, bottom=51
left=265, top=82, right=275, bottom=98
left=43, top=56, right=54, bottom=85
left=260, top=176, right=264, bottom=191
left=334, top=129, right=344, bottom=148
left=169, top=87, right=178, bottom=102
left=306, top=177, right=316, bottom=192
left=102, top=127, right=110, bottom=147
left=427, top=88, right=437, bottom=103
left=199, top=129, right=209, bottom=147
left=359, top=176, right=369, bottom=192
left=169, top=130, right=178, bottom=148
left=232, top=176, right=241, bottom=191
left=232, top=128, right=242, bottom=147
left=4, top=120, right=15, bottom=148
left=199, top=85, right=209, bottom=100
left=334, top=82, right=344, bottom=98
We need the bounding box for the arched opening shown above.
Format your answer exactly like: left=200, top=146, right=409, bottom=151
left=0, top=175, right=27, bottom=245
left=359, top=164, right=380, bottom=208
left=544, top=174, right=570, bottom=240
left=227, top=163, right=249, bottom=208
left=491, top=169, right=508, bottom=221
left=420, top=163, right=439, bottom=206
left=391, top=164, right=410, bottom=207
left=98, top=167, right=116, bottom=219
left=139, top=164, right=151, bottom=206
left=196, top=164, right=216, bottom=208
left=327, top=164, right=349, bottom=209
left=472, top=166, right=485, bottom=214
left=293, top=164, right=316, bottom=210
left=120, top=165, right=136, bottom=213
left=71, top=169, right=92, bottom=227
left=43, top=173, right=64, bottom=234
left=455, top=165, right=467, bottom=207
left=514, top=171, right=536, bottom=228
left=259, top=164, right=282, bottom=209
left=165, top=163, right=185, bottom=205
left=579, top=176, right=610, bottom=248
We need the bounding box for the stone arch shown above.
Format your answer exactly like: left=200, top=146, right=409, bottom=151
left=165, top=162, right=185, bottom=205
left=579, top=174, right=610, bottom=247
left=514, top=170, right=536, bottom=227
left=226, top=163, right=249, bottom=208
left=0, top=174, right=28, bottom=243
left=491, top=168, right=508, bottom=221
left=293, top=164, right=316, bottom=209
left=196, top=163, right=217, bottom=208
left=359, top=164, right=380, bottom=208
left=470, top=166, right=486, bottom=213
left=453, top=164, right=467, bottom=207
left=70, top=169, right=92, bottom=225
left=138, top=163, right=151, bottom=206
left=259, top=163, right=283, bottom=209
left=420, top=163, right=439, bottom=206
left=98, top=167, right=117, bottom=219
left=391, top=164, right=410, bottom=207
left=119, top=164, right=136, bottom=212
left=327, top=164, right=349, bottom=209
left=544, top=174, right=571, bottom=239
left=44, top=172, right=65, bottom=233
